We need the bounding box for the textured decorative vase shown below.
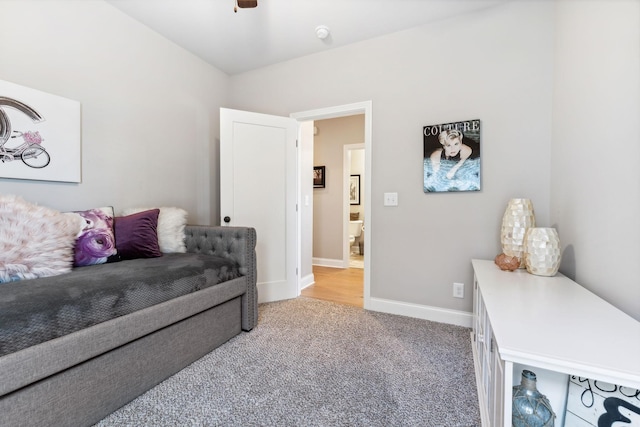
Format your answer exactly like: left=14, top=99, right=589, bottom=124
left=500, top=199, right=535, bottom=268
left=512, top=370, right=555, bottom=427
left=524, top=227, right=561, bottom=276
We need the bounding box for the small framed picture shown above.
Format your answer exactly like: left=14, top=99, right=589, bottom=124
left=313, top=166, right=325, bottom=188
left=350, top=174, right=360, bottom=205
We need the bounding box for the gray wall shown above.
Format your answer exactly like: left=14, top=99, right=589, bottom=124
left=551, top=0, right=640, bottom=320
left=0, top=0, right=228, bottom=226
left=229, top=1, right=554, bottom=314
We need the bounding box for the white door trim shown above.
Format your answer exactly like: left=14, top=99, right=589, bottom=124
left=291, top=101, right=372, bottom=309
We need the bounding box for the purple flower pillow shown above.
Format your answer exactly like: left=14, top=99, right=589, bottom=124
left=73, top=207, right=117, bottom=267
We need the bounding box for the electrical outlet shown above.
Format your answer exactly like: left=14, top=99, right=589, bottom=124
left=453, top=282, right=464, bottom=299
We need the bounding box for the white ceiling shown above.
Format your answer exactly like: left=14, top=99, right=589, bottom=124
left=106, top=0, right=508, bottom=75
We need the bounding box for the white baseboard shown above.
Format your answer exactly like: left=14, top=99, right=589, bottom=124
left=312, top=257, right=346, bottom=268
left=367, top=297, right=473, bottom=328
left=300, top=273, right=315, bottom=290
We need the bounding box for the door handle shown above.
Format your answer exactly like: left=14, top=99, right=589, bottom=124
left=223, top=216, right=231, bottom=223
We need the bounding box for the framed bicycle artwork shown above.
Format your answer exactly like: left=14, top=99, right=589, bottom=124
left=0, top=79, right=81, bottom=183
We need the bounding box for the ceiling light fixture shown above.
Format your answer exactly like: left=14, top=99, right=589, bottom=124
left=234, top=0, right=257, bottom=13
left=315, top=25, right=330, bottom=40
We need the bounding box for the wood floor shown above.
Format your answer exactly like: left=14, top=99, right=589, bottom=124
left=301, top=265, right=364, bottom=308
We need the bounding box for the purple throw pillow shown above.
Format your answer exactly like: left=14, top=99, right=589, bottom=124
left=74, top=208, right=117, bottom=267
left=113, top=209, right=162, bottom=260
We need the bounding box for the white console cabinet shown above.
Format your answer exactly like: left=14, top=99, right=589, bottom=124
left=471, top=259, right=640, bottom=427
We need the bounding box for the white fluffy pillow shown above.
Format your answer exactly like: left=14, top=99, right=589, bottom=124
left=120, top=207, right=187, bottom=253
left=0, top=195, right=85, bottom=283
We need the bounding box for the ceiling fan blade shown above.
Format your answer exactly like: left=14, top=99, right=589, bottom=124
left=237, top=0, right=257, bottom=8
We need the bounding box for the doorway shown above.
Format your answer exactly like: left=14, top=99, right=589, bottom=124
left=302, top=135, right=365, bottom=308
left=291, top=101, right=372, bottom=309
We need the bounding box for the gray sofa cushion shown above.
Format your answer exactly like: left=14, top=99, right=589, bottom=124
left=0, top=253, right=242, bottom=357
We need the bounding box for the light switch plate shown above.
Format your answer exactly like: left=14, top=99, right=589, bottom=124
left=384, top=192, right=398, bottom=206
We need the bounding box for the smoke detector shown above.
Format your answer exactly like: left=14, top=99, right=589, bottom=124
left=315, top=25, right=330, bottom=40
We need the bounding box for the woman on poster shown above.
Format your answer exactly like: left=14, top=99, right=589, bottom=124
left=429, top=129, right=474, bottom=179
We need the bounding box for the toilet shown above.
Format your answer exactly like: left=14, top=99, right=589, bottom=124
left=349, top=220, right=363, bottom=253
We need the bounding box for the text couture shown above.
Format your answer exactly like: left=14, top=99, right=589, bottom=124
left=423, top=120, right=480, bottom=137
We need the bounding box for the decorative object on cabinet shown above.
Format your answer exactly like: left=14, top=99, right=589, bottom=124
left=422, top=119, right=481, bottom=193
left=523, top=227, right=561, bottom=276
left=494, top=253, right=520, bottom=271
left=512, top=370, right=556, bottom=427
left=313, top=166, right=325, bottom=188
left=564, top=375, right=640, bottom=426
left=500, top=198, right=535, bottom=268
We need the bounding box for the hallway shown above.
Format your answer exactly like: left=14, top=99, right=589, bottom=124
left=301, top=264, right=364, bottom=308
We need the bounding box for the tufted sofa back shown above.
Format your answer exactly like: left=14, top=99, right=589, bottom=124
left=184, top=226, right=256, bottom=277
left=184, top=225, right=258, bottom=330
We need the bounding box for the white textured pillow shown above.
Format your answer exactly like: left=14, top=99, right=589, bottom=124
left=120, top=207, right=187, bottom=253
left=0, top=195, right=85, bottom=283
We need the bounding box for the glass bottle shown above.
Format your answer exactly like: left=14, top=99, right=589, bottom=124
left=512, top=370, right=555, bottom=427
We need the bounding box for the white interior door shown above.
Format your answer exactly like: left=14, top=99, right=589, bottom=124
left=220, top=108, right=298, bottom=303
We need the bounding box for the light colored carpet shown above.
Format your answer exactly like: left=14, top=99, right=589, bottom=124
left=95, top=297, right=480, bottom=426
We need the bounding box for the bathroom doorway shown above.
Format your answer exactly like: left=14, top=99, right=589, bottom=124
left=345, top=144, right=365, bottom=270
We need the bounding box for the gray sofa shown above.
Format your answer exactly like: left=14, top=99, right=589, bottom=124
left=0, top=225, right=257, bottom=427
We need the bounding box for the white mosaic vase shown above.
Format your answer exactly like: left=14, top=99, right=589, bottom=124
left=500, top=199, right=535, bottom=268
left=524, top=227, right=561, bottom=276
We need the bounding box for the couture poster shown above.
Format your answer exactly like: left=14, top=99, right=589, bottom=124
left=423, top=119, right=480, bottom=192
